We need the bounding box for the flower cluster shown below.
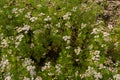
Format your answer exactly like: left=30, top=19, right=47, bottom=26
left=22, top=58, right=36, bottom=77
left=25, top=12, right=38, bottom=22
left=90, top=50, right=100, bottom=62
left=0, top=55, right=10, bottom=72
left=16, top=24, right=30, bottom=33
left=12, top=8, right=24, bottom=17
left=62, top=35, right=71, bottom=44
left=63, top=12, right=71, bottom=20
left=41, top=62, right=51, bottom=72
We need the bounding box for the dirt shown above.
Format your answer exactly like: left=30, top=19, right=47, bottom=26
left=104, top=0, right=120, bottom=27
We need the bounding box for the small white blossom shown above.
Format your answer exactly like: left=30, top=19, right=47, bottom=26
left=103, top=32, right=109, bottom=37
left=65, top=21, right=71, bottom=28
left=63, top=12, right=71, bottom=20
left=16, top=34, right=24, bottom=42
left=22, top=24, right=30, bottom=32
left=94, top=72, right=103, bottom=80
left=56, top=23, right=61, bottom=28
left=1, top=39, right=9, bottom=48
left=114, top=42, right=119, bottom=47
left=38, top=12, right=45, bottom=16
left=0, top=55, right=10, bottom=72
left=12, top=8, right=18, bottom=14
left=22, top=58, right=34, bottom=67
left=23, top=77, right=30, bottom=80
left=44, top=24, right=52, bottom=29
left=80, top=66, right=96, bottom=79
left=5, top=76, right=11, bottom=80
left=44, top=16, right=52, bottom=21
left=22, top=58, right=36, bottom=77
left=74, top=47, right=81, bottom=55
left=48, top=73, right=54, bottom=76
left=3, top=5, right=8, bottom=8
left=66, top=46, right=71, bottom=49
left=18, top=8, right=24, bottom=13
left=30, top=17, right=38, bottom=22
left=17, top=24, right=30, bottom=33
left=41, top=62, right=51, bottom=71
left=63, top=35, right=71, bottom=41
left=102, top=32, right=110, bottom=41
left=25, top=12, right=31, bottom=18
left=37, top=4, right=42, bottom=8
left=99, top=64, right=106, bottom=69
left=81, top=23, right=87, bottom=29
left=113, top=74, right=120, bottom=80
left=35, top=76, right=42, bottom=80
left=108, top=24, right=113, bottom=30
left=91, top=28, right=100, bottom=34
left=8, top=15, right=12, bottom=19
left=72, top=6, right=78, bottom=12
left=91, top=50, right=100, bottom=62
left=55, top=64, right=62, bottom=75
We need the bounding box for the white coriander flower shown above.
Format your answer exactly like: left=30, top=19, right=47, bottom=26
left=35, top=76, right=42, bottom=80
left=22, top=58, right=36, bottom=77
left=91, top=28, right=100, bottom=34
left=16, top=34, right=24, bottom=42
left=30, top=17, right=38, bottom=22
left=94, top=72, right=103, bottom=80
left=18, top=8, right=24, bottom=13
left=72, top=6, right=78, bottom=12
left=38, top=12, right=45, bottom=16
left=102, top=32, right=110, bottom=41
left=0, top=56, right=10, bottom=72
left=65, top=21, right=71, bottom=28
left=81, top=23, right=87, bottom=29
left=55, top=64, right=62, bottom=75
left=114, top=42, right=119, bottom=47
left=5, top=76, right=11, bottom=80
left=91, top=50, right=100, bottom=62
left=62, top=35, right=71, bottom=41
left=22, top=58, right=33, bottom=67
left=37, top=4, right=42, bottom=8
left=27, top=65, right=35, bottom=71
left=8, top=15, right=12, bottom=19
left=44, top=16, right=52, bottom=21
left=17, top=25, right=30, bottom=33
left=108, top=24, right=113, bottom=30
left=41, top=62, right=51, bottom=71
left=113, top=74, right=120, bottom=80
left=22, top=24, right=30, bottom=33
left=44, top=24, right=52, bottom=29
left=74, top=47, right=81, bottom=55
left=12, top=8, right=18, bottom=14
left=94, top=35, right=99, bottom=39
left=63, top=12, right=71, bottom=20
left=1, top=39, right=9, bottom=48
left=25, top=12, right=31, bottom=18
left=48, top=73, right=54, bottom=76
left=80, top=66, right=96, bottom=79
left=56, top=23, right=61, bottom=28
left=94, top=50, right=100, bottom=55
left=23, top=77, right=30, bottom=80
left=66, top=46, right=71, bottom=49
left=103, top=32, right=109, bottom=37
left=99, top=64, right=106, bottom=69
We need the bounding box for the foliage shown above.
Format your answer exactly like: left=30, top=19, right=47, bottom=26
left=0, top=0, right=120, bottom=80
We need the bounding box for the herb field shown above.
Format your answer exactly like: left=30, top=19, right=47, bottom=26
left=0, top=0, right=120, bottom=80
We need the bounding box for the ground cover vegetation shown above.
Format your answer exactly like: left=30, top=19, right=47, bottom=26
left=0, top=0, right=120, bottom=80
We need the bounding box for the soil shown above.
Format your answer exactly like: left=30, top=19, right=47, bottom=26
left=104, top=0, right=120, bottom=27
